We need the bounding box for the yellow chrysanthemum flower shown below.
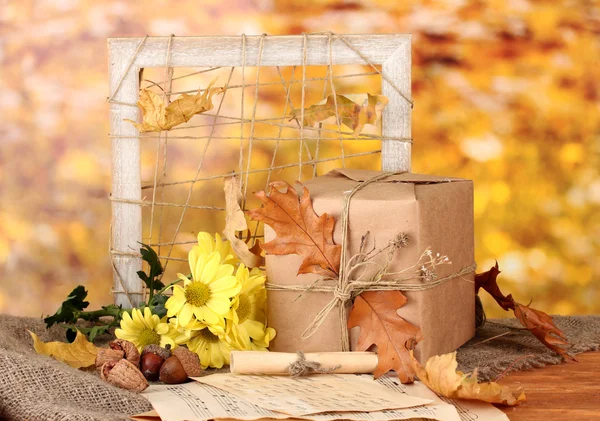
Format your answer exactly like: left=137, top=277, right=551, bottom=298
left=115, top=307, right=174, bottom=352
left=187, top=323, right=234, bottom=369
left=195, top=232, right=237, bottom=265
left=166, top=251, right=241, bottom=327
left=226, top=265, right=276, bottom=350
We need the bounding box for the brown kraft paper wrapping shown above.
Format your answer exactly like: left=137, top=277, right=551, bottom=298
left=265, top=169, right=475, bottom=363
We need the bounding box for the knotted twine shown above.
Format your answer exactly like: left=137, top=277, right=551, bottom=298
left=266, top=171, right=477, bottom=351
left=287, top=351, right=341, bottom=377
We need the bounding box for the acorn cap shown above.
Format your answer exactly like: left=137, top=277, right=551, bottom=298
left=173, top=346, right=203, bottom=377
left=142, top=343, right=172, bottom=360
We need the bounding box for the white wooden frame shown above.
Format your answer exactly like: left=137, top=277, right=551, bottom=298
left=108, top=34, right=412, bottom=307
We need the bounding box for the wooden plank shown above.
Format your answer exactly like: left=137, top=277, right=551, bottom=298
left=108, top=38, right=143, bottom=307
left=107, top=34, right=411, bottom=68
left=381, top=35, right=412, bottom=171
left=499, top=351, right=600, bottom=420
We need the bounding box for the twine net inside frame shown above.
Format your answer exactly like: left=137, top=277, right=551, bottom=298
left=107, top=32, right=413, bottom=306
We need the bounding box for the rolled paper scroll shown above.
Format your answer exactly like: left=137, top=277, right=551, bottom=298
left=229, top=351, right=378, bottom=375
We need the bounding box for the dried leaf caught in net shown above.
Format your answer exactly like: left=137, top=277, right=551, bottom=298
left=247, top=182, right=341, bottom=278
left=126, top=79, right=225, bottom=132
left=348, top=291, right=423, bottom=382
left=410, top=351, right=526, bottom=406
left=29, top=330, right=98, bottom=369
left=290, top=93, right=389, bottom=136
left=223, top=175, right=264, bottom=268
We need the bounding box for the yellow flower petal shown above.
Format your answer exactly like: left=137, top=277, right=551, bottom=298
left=179, top=303, right=194, bottom=327
left=156, top=323, right=169, bottom=335
left=206, top=295, right=233, bottom=315
left=166, top=295, right=185, bottom=317
left=131, top=309, right=147, bottom=329
left=189, top=247, right=201, bottom=279
left=197, top=232, right=214, bottom=255
left=243, top=319, right=267, bottom=341
left=201, top=253, right=220, bottom=283
left=210, top=275, right=241, bottom=294
left=211, top=345, right=225, bottom=368
left=173, top=284, right=186, bottom=301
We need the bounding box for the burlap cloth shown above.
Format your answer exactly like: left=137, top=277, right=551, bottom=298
left=1, top=314, right=599, bottom=421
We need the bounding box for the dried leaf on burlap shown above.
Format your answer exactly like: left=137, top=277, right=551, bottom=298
left=125, top=79, right=225, bottom=132
left=347, top=291, right=423, bottom=382
left=289, top=93, right=389, bottom=136
left=223, top=175, right=264, bottom=268
left=410, top=350, right=526, bottom=406
left=247, top=182, right=341, bottom=278
left=29, top=329, right=98, bottom=369
left=476, top=263, right=575, bottom=361
left=514, top=303, right=574, bottom=361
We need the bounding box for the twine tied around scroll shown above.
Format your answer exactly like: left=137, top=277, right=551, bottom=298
left=287, top=351, right=341, bottom=377
left=266, top=171, right=477, bottom=351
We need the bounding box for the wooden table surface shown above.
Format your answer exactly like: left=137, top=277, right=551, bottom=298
left=499, top=351, right=600, bottom=420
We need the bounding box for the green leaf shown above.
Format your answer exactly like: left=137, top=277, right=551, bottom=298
left=44, top=285, right=89, bottom=328
left=138, top=294, right=168, bottom=319
left=150, top=294, right=168, bottom=318
left=137, top=244, right=165, bottom=293
left=63, top=321, right=118, bottom=343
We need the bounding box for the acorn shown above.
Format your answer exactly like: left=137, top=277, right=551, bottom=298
left=140, top=344, right=171, bottom=381
left=159, top=347, right=203, bottom=384
left=159, top=356, right=187, bottom=384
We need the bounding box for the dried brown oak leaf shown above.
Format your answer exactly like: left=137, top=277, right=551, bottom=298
left=410, top=351, right=525, bottom=406
left=476, top=262, right=575, bottom=361
left=126, top=79, right=225, bottom=132
left=247, top=182, right=341, bottom=278
left=223, top=174, right=264, bottom=269
left=347, top=291, right=423, bottom=382
left=514, top=303, right=574, bottom=360
left=290, top=93, right=389, bottom=136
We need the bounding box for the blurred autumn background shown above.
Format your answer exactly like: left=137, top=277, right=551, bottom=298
left=1, top=1, right=599, bottom=320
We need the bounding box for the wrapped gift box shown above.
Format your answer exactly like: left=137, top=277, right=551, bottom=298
left=265, top=169, right=475, bottom=362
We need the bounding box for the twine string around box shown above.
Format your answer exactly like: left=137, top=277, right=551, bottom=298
left=266, top=171, right=477, bottom=352
left=107, top=32, right=414, bottom=306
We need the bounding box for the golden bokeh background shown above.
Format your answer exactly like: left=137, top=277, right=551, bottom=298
left=1, top=1, right=598, bottom=319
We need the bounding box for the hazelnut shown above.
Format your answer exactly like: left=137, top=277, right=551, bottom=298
left=159, top=356, right=188, bottom=384
left=110, top=339, right=141, bottom=367
left=101, top=359, right=148, bottom=392
left=95, top=348, right=125, bottom=369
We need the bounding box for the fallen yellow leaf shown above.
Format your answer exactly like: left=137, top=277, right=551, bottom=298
left=125, top=79, right=225, bottom=132
left=223, top=175, right=264, bottom=268
left=410, top=351, right=525, bottom=406
left=289, top=93, right=389, bottom=136
left=29, top=330, right=98, bottom=369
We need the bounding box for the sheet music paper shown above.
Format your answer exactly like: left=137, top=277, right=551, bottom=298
left=141, top=374, right=509, bottom=421
left=142, top=379, right=459, bottom=421
left=376, top=376, right=510, bottom=421
left=193, top=373, right=430, bottom=416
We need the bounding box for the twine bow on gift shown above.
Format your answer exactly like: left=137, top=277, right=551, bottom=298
left=266, top=171, right=477, bottom=351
